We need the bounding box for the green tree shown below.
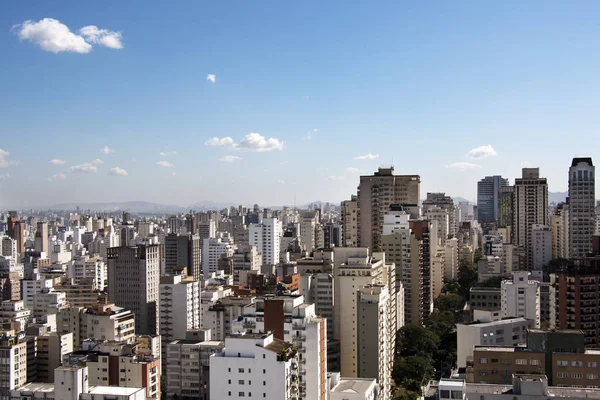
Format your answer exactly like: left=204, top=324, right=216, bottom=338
left=442, top=280, right=461, bottom=294
left=474, top=276, right=503, bottom=288
left=458, top=261, right=478, bottom=299
left=396, top=324, right=440, bottom=358
left=393, top=355, right=435, bottom=386
left=434, top=293, right=464, bottom=313
left=393, top=388, right=421, bottom=400
left=400, top=378, right=422, bottom=393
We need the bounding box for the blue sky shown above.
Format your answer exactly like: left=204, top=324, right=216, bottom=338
left=1, top=1, right=600, bottom=208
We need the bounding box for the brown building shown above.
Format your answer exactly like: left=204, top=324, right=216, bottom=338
left=469, top=329, right=593, bottom=387
left=358, top=167, right=420, bottom=252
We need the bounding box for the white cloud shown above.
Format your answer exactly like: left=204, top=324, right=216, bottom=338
left=69, top=163, right=97, bottom=173
left=48, top=173, right=66, bottom=181
left=444, top=162, right=481, bottom=170
left=219, top=155, right=241, bottom=163
left=346, top=167, right=360, bottom=173
left=206, top=74, right=216, bottom=83
left=49, top=159, right=66, bottom=166
left=156, top=161, right=174, bottom=168
left=277, top=180, right=286, bottom=185
left=160, top=151, right=178, bottom=157
left=467, top=144, right=497, bottom=160
left=205, top=137, right=234, bottom=147
left=14, top=18, right=92, bottom=53
left=91, top=158, right=104, bottom=165
left=79, top=25, right=123, bottom=49
left=100, top=146, right=115, bottom=154
left=236, top=133, right=284, bottom=152
left=326, top=176, right=345, bottom=181
left=0, top=149, right=19, bottom=168
left=108, top=167, right=128, bottom=176
left=355, top=153, right=379, bottom=160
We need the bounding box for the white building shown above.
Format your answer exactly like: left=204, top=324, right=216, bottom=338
left=209, top=333, right=300, bottom=400
left=69, top=256, right=106, bottom=291
left=299, top=212, right=318, bottom=254
left=456, top=317, right=533, bottom=368
left=501, top=271, right=540, bottom=328
left=202, top=237, right=236, bottom=277
left=0, top=335, right=27, bottom=400
left=159, top=275, right=201, bottom=344
left=328, top=374, right=379, bottom=400
left=531, top=225, right=551, bottom=275
left=249, top=217, right=282, bottom=272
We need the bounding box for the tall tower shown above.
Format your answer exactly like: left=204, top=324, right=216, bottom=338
left=358, top=167, right=420, bottom=252
left=34, top=221, right=49, bottom=254
left=514, top=168, right=549, bottom=269
left=569, top=158, right=595, bottom=258
left=107, top=244, right=160, bottom=335
left=477, top=175, right=509, bottom=224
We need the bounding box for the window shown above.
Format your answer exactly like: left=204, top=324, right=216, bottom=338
left=572, top=373, right=584, bottom=379
left=239, top=392, right=245, bottom=397
left=588, top=374, right=599, bottom=380
left=529, top=359, right=540, bottom=366
left=239, top=380, right=245, bottom=385
left=572, top=361, right=584, bottom=367
left=515, top=359, right=527, bottom=365
left=239, top=368, right=245, bottom=373
left=440, top=390, right=450, bottom=399
left=480, top=358, right=488, bottom=364
left=451, top=391, right=462, bottom=399
left=556, top=372, right=568, bottom=378
left=502, top=359, right=511, bottom=365
left=589, top=362, right=598, bottom=368
left=228, top=380, right=231, bottom=384
left=557, top=361, right=568, bottom=367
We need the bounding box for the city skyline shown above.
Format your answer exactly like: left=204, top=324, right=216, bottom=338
left=2, top=1, right=600, bottom=207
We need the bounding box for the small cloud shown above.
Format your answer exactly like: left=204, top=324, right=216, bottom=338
left=160, top=151, right=178, bottom=157
left=444, top=162, right=481, bottom=170
left=206, top=74, right=216, bottom=83
left=69, top=163, right=97, bottom=173
left=467, top=144, right=497, bottom=160
left=347, top=167, right=360, bottom=174
left=219, top=155, right=241, bottom=163
left=48, top=173, right=66, bottom=181
left=49, top=159, right=65, bottom=166
left=156, top=161, right=174, bottom=168
left=13, top=18, right=92, bottom=53
left=108, top=167, right=128, bottom=176
left=277, top=180, right=286, bottom=185
left=236, top=133, right=283, bottom=152
left=0, top=149, right=19, bottom=168
left=304, top=129, right=319, bottom=140
left=91, top=158, right=104, bottom=165
left=205, top=137, right=234, bottom=147
left=100, top=146, right=115, bottom=154
left=326, top=176, right=345, bottom=181
left=355, top=153, right=379, bottom=160
left=79, top=25, right=123, bottom=49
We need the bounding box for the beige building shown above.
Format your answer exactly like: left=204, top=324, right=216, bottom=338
left=342, top=195, right=359, bottom=247
left=358, top=167, right=420, bottom=252
left=55, top=278, right=99, bottom=308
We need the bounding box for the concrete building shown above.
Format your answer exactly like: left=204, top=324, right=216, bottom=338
left=469, top=287, right=501, bottom=312
left=209, top=333, right=300, bottom=400
left=54, top=279, right=99, bottom=308
left=164, top=233, right=202, bottom=279
left=423, top=192, right=458, bottom=238
left=299, top=212, right=318, bottom=254
left=531, top=225, right=551, bottom=274
left=569, top=158, right=596, bottom=258
left=159, top=274, right=201, bottom=345
left=230, top=245, right=262, bottom=286
left=69, top=256, right=106, bottom=292
left=501, top=272, right=541, bottom=328
left=202, top=237, right=235, bottom=277
left=107, top=244, right=160, bottom=335
left=498, top=186, right=515, bottom=241
left=358, top=167, right=420, bottom=252
left=34, top=222, right=49, bottom=254
left=31, top=331, right=74, bottom=383
left=551, top=205, right=568, bottom=260
left=357, top=284, right=393, bottom=400
left=514, top=168, right=549, bottom=269
left=328, top=374, right=379, bottom=400
left=0, top=334, right=27, bottom=400
left=0, top=236, right=17, bottom=259
left=342, top=195, right=359, bottom=247
left=165, top=334, right=224, bottom=400
left=198, top=220, right=216, bottom=241
left=457, top=317, right=533, bottom=368
left=477, top=176, right=509, bottom=224
left=249, top=217, right=282, bottom=271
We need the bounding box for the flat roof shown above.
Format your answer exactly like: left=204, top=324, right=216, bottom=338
left=332, top=378, right=375, bottom=394
left=12, top=382, right=55, bottom=393
left=439, top=379, right=465, bottom=388
left=88, top=386, right=144, bottom=395
left=461, top=317, right=529, bottom=328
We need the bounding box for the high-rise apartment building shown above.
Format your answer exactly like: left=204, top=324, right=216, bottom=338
left=0, top=334, right=27, bottom=400
left=198, top=220, right=216, bottom=241
left=107, top=244, right=160, bottom=335
left=551, top=204, right=569, bottom=260
left=422, top=192, right=457, bottom=237
left=341, top=195, right=358, bottom=247
left=514, top=168, right=548, bottom=269
left=34, top=221, right=49, bottom=254
left=159, top=274, right=201, bottom=345
left=164, top=233, right=202, bottom=278
left=531, top=225, right=552, bottom=273
left=501, top=271, right=540, bottom=328
left=249, top=217, right=282, bottom=269
left=477, top=176, right=509, bottom=224
left=358, top=167, right=420, bottom=252
left=497, top=186, right=515, bottom=242
left=569, top=157, right=595, bottom=258
left=202, top=237, right=236, bottom=277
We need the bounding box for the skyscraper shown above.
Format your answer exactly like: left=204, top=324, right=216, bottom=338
left=249, top=217, right=282, bottom=269
left=358, top=167, right=420, bottom=252
left=514, top=168, right=549, bottom=269
left=107, top=244, right=160, bottom=335
left=34, top=221, right=49, bottom=254
left=477, top=175, right=509, bottom=224
left=164, top=233, right=202, bottom=278
left=569, top=157, right=595, bottom=258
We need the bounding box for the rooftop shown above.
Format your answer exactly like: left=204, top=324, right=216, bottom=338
left=264, top=338, right=293, bottom=354
left=11, top=382, right=55, bottom=393
left=88, top=386, right=145, bottom=395
left=332, top=378, right=375, bottom=394
left=462, top=317, right=529, bottom=328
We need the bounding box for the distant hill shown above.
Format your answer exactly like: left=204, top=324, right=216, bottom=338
left=45, top=201, right=187, bottom=214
